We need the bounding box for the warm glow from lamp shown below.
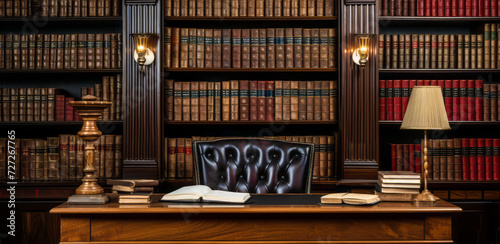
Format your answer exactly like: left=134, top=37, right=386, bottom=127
left=352, top=34, right=373, bottom=67
left=131, top=33, right=156, bottom=72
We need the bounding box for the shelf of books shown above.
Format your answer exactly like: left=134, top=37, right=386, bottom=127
left=378, top=8, right=500, bottom=201
left=162, top=0, right=340, bottom=191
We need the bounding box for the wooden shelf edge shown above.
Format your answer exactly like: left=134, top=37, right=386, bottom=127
left=165, top=120, right=338, bottom=125
left=380, top=121, right=500, bottom=125
left=165, top=16, right=337, bottom=21
left=0, top=69, right=122, bottom=73
left=0, top=17, right=122, bottom=22
left=379, top=69, right=500, bottom=73
left=0, top=121, right=123, bottom=126
left=379, top=16, right=500, bottom=21
left=165, top=68, right=337, bottom=72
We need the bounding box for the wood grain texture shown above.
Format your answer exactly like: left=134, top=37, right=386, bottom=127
left=21, top=212, right=60, bottom=244
left=432, top=191, right=449, bottom=200
left=424, top=216, right=452, bottom=240
left=91, top=214, right=424, bottom=241
left=60, top=216, right=90, bottom=242
left=59, top=241, right=454, bottom=244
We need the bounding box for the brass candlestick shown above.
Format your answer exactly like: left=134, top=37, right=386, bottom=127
left=67, top=95, right=112, bottom=204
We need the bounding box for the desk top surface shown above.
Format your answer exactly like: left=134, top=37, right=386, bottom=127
left=50, top=194, right=462, bottom=214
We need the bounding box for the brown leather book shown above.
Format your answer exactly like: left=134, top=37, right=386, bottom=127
left=282, top=80, right=291, bottom=120
left=26, top=88, right=33, bottom=121
left=167, top=138, right=177, bottom=178
left=109, top=76, right=116, bottom=120
left=266, top=80, right=274, bottom=121
left=207, top=82, right=215, bottom=121
left=88, top=0, right=96, bottom=16
left=438, top=139, right=446, bottom=180
left=117, top=33, right=122, bottom=68
left=450, top=35, right=458, bottom=69
left=47, top=88, right=59, bottom=121
left=48, top=34, right=56, bottom=69
left=0, top=1, right=5, bottom=17
left=324, top=0, right=333, bottom=16
left=251, top=29, right=259, bottom=68
left=258, top=29, right=267, bottom=68
left=59, top=134, right=69, bottom=180
left=295, top=28, right=304, bottom=68
left=198, top=81, right=207, bottom=121
left=110, top=33, right=117, bottom=69
left=397, top=34, right=404, bottom=69
left=492, top=23, right=497, bottom=69
left=321, top=81, right=329, bottom=120
left=47, top=137, right=59, bottom=180
left=446, top=139, right=454, bottom=180
left=55, top=35, right=64, bottom=69
left=102, top=76, right=110, bottom=120
left=291, top=0, right=298, bottom=16
left=329, top=28, right=336, bottom=68
left=443, top=35, right=449, bottom=69
left=437, top=35, right=443, bottom=69
left=87, top=34, right=95, bottom=69
left=164, top=27, right=172, bottom=68
left=180, top=0, right=187, bottom=16
left=230, top=80, right=239, bottom=120
left=40, top=0, right=49, bottom=16
left=313, top=81, right=321, bottom=120
left=248, top=0, right=256, bottom=16
left=184, top=138, right=193, bottom=179
left=453, top=138, right=461, bottom=180
left=301, top=28, right=311, bottom=68
left=114, top=135, right=122, bottom=178
left=180, top=28, right=189, bottom=68
left=477, top=34, right=483, bottom=69
left=403, top=34, right=410, bottom=69
left=213, top=29, right=222, bottom=68
left=222, top=0, right=230, bottom=16
left=222, top=81, right=231, bottom=121
left=316, top=0, right=324, bottom=16
left=104, top=0, right=111, bottom=16
left=205, top=0, right=212, bottom=16
left=165, top=79, right=174, bottom=121
left=274, top=80, right=282, bottom=121
left=383, top=34, right=390, bottom=69
left=249, top=80, right=258, bottom=120
left=12, top=34, right=20, bottom=69
left=171, top=28, right=180, bottom=68
left=76, top=136, right=84, bottom=179
left=69, top=34, right=77, bottom=69
left=95, top=34, right=104, bottom=69
left=305, top=81, right=314, bottom=120
left=390, top=34, right=397, bottom=69
left=195, top=29, right=204, bottom=68
left=319, top=29, right=328, bottom=68
left=176, top=138, right=185, bottom=178
left=492, top=84, right=498, bottom=121
left=20, top=140, right=30, bottom=180
left=298, top=81, right=307, bottom=120
left=319, top=136, right=328, bottom=178
left=222, top=29, right=232, bottom=68
left=213, top=0, right=222, bottom=16
left=310, top=28, right=320, bottom=68
left=470, top=34, right=476, bottom=69
left=33, top=88, right=41, bottom=121
left=115, top=74, right=122, bottom=120
left=273, top=0, right=280, bottom=16
left=188, top=28, right=197, bottom=68
left=312, top=136, right=320, bottom=179
left=266, top=28, right=275, bottom=68
left=40, top=88, right=49, bottom=121
left=0, top=35, right=4, bottom=69
left=457, top=34, right=463, bottom=69
left=330, top=80, right=337, bottom=120
left=242, top=29, right=251, bottom=68
left=256, top=0, right=264, bottom=16
left=285, top=28, right=294, bottom=68
left=231, top=0, right=239, bottom=16
left=464, top=34, right=470, bottom=69
left=201, top=29, right=212, bottom=68
left=10, top=88, right=18, bottom=121
left=188, top=0, right=195, bottom=16
left=290, top=80, right=299, bottom=120
left=77, top=34, right=87, bottom=69
left=299, top=0, right=306, bottom=16
left=379, top=34, right=385, bottom=69
left=18, top=88, right=26, bottom=121
left=174, top=82, right=182, bottom=121
left=104, top=135, right=115, bottom=178
left=28, top=139, right=36, bottom=179
left=422, top=34, right=430, bottom=69
left=307, top=0, right=315, bottom=16
left=484, top=84, right=491, bottom=121
left=484, top=24, right=491, bottom=69
left=13, top=0, right=20, bottom=16
left=182, top=82, right=191, bottom=121
left=81, top=0, right=89, bottom=16
left=190, top=82, right=199, bottom=121
left=264, top=0, right=272, bottom=16
left=35, top=139, right=45, bottom=180
left=257, top=80, right=266, bottom=120
left=49, top=0, right=57, bottom=16
left=112, top=0, right=120, bottom=16
left=20, top=34, right=28, bottom=69
left=232, top=29, right=242, bottom=68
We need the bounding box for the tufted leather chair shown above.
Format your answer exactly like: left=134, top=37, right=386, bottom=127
left=193, top=138, right=314, bottom=193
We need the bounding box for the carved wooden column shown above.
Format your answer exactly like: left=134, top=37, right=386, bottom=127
left=122, top=0, right=162, bottom=178
left=340, top=0, right=379, bottom=180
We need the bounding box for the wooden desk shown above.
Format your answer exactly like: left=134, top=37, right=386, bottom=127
left=50, top=194, right=462, bottom=244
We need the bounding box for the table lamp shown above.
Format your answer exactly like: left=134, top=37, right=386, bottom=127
left=400, top=86, right=451, bottom=202
left=67, top=95, right=112, bottom=204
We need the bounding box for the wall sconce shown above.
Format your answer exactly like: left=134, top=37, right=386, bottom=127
left=352, top=34, right=374, bottom=67
left=131, top=33, right=156, bottom=72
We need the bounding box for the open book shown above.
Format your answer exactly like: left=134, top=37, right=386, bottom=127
left=321, top=193, right=380, bottom=205
left=161, top=185, right=251, bottom=204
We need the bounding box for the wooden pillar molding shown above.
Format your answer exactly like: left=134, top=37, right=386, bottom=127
left=340, top=0, right=379, bottom=179
left=122, top=0, right=162, bottom=179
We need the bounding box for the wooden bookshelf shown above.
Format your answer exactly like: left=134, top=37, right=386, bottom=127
left=165, top=16, right=337, bottom=21
left=379, top=16, right=500, bottom=22
left=0, top=121, right=123, bottom=126
left=0, top=69, right=122, bottom=74
left=379, top=121, right=500, bottom=126
left=379, top=69, right=500, bottom=74
left=0, top=17, right=122, bottom=23
left=165, top=68, right=337, bottom=72
left=165, top=120, right=338, bottom=125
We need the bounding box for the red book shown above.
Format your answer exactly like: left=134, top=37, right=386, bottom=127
left=445, top=0, right=451, bottom=15
left=65, top=97, right=74, bottom=121
left=409, top=80, right=417, bottom=91
left=418, top=0, right=425, bottom=15
left=460, top=80, right=468, bottom=121
left=444, top=80, right=452, bottom=121
left=472, top=0, right=478, bottom=16
left=426, top=0, right=432, bottom=15
left=432, top=0, right=438, bottom=15
left=478, top=0, right=484, bottom=16
left=467, top=80, right=475, bottom=121
left=402, top=80, right=409, bottom=118
left=458, top=0, right=465, bottom=15
left=438, top=0, right=445, bottom=15
left=257, top=81, right=266, bottom=121
left=485, top=0, right=491, bottom=15
left=452, top=80, right=460, bottom=121
left=249, top=80, right=258, bottom=121
left=465, top=0, right=471, bottom=16
left=424, top=80, right=431, bottom=86
left=452, top=0, right=458, bottom=15
left=462, top=138, right=470, bottom=180
left=55, top=95, right=65, bottom=121
left=492, top=0, right=498, bottom=16
left=469, top=138, right=477, bottom=180
left=417, top=80, right=424, bottom=86
left=239, top=80, right=250, bottom=121
left=485, top=138, right=493, bottom=180
left=415, top=144, right=422, bottom=173
left=391, top=144, right=396, bottom=171
left=265, top=80, right=274, bottom=121
left=493, top=139, right=500, bottom=180
left=477, top=138, right=485, bottom=180
left=475, top=80, right=483, bottom=121
left=394, top=80, right=402, bottom=121
left=409, top=144, right=415, bottom=172
left=432, top=80, right=439, bottom=86
left=386, top=80, right=394, bottom=121
left=380, top=80, right=387, bottom=121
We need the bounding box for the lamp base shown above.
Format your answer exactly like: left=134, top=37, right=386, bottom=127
left=67, top=194, right=110, bottom=205
left=413, top=189, right=440, bottom=202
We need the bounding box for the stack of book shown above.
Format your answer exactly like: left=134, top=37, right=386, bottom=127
left=108, top=179, right=159, bottom=204
left=375, top=171, right=421, bottom=202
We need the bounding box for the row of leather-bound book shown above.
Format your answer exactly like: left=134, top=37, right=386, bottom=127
left=0, top=0, right=121, bottom=17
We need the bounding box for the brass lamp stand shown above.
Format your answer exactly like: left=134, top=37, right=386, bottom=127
left=67, top=95, right=112, bottom=204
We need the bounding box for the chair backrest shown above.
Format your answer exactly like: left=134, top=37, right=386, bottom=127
left=193, top=138, right=314, bottom=193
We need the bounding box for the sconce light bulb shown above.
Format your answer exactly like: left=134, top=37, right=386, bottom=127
left=138, top=45, right=144, bottom=51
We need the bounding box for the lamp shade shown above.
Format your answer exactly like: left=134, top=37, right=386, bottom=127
left=400, top=86, right=451, bottom=130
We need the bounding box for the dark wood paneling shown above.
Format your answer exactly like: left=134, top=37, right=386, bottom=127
left=123, top=0, right=162, bottom=178
left=340, top=1, right=379, bottom=179
left=60, top=216, right=90, bottom=242
left=425, top=216, right=452, bottom=240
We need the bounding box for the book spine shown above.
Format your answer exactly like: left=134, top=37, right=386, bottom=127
left=444, top=80, right=453, bottom=121
left=222, top=81, right=231, bottom=121
left=230, top=80, right=239, bottom=120
left=176, top=138, right=185, bottom=178
left=232, top=29, right=242, bottom=68
left=470, top=138, right=478, bottom=180
left=282, top=80, right=291, bottom=121
left=321, top=81, right=330, bottom=120
left=182, top=82, right=191, bottom=121
left=266, top=80, right=275, bottom=121
left=180, top=28, right=189, bottom=68
left=222, top=29, right=232, bottom=68
left=188, top=28, right=197, bottom=68
left=259, top=28, right=267, bottom=68
left=167, top=138, right=177, bottom=178
left=475, top=79, right=483, bottom=121
left=191, top=82, right=199, bottom=121
left=199, top=81, right=208, bottom=121
left=494, top=139, right=500, bottom=180
left=208, top=82, right=215, bottom=121
left=290, top=81, right=299, bottom=120
left=249, top=80, right=258, bottom=121
left=298, top=81, right=307, bottom=120
left=242, top=29, right=251, bottom=68
left=239, top=80, right=250, bottom=121
left=379, top=80, right=387, bottom=121
left=462, top=138, right=470, bottom=180
left=275, top=28, right=285, bottom=69
left=386, top=80, right=394, bottom=120
left=460, top=80, right=468, bottom=121
left=486, top=138, right=493, bottom=180
left=274, top=80, right=283, bottom=121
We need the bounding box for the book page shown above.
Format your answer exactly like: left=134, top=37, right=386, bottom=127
left=161, top=185, right=213, bottom=201
left=202, top=190, right=251, bottom=203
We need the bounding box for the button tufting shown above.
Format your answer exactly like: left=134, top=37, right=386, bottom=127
left=294, top=154, right=300, bottom=158
left=229, top=154, right=233, bottom=157
left=273, top=154, right=277, bottom=158
left=220, top=176, right=224, bottom=179
left=260, top=176, right=264, bottom=179
left=239, top=175, right=243, bottom=178
left=206, top=153, right=212, bottom=157
left=281, top=176, right=285, bottom=179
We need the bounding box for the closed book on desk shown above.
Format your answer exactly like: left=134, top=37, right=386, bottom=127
left=321, top=193, right=380, bottom=205
left=378, top=175, right=421, bottom=184
left=161, top=185, right=251, bottom=203
left=375, top=185, right=420, bottom=194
